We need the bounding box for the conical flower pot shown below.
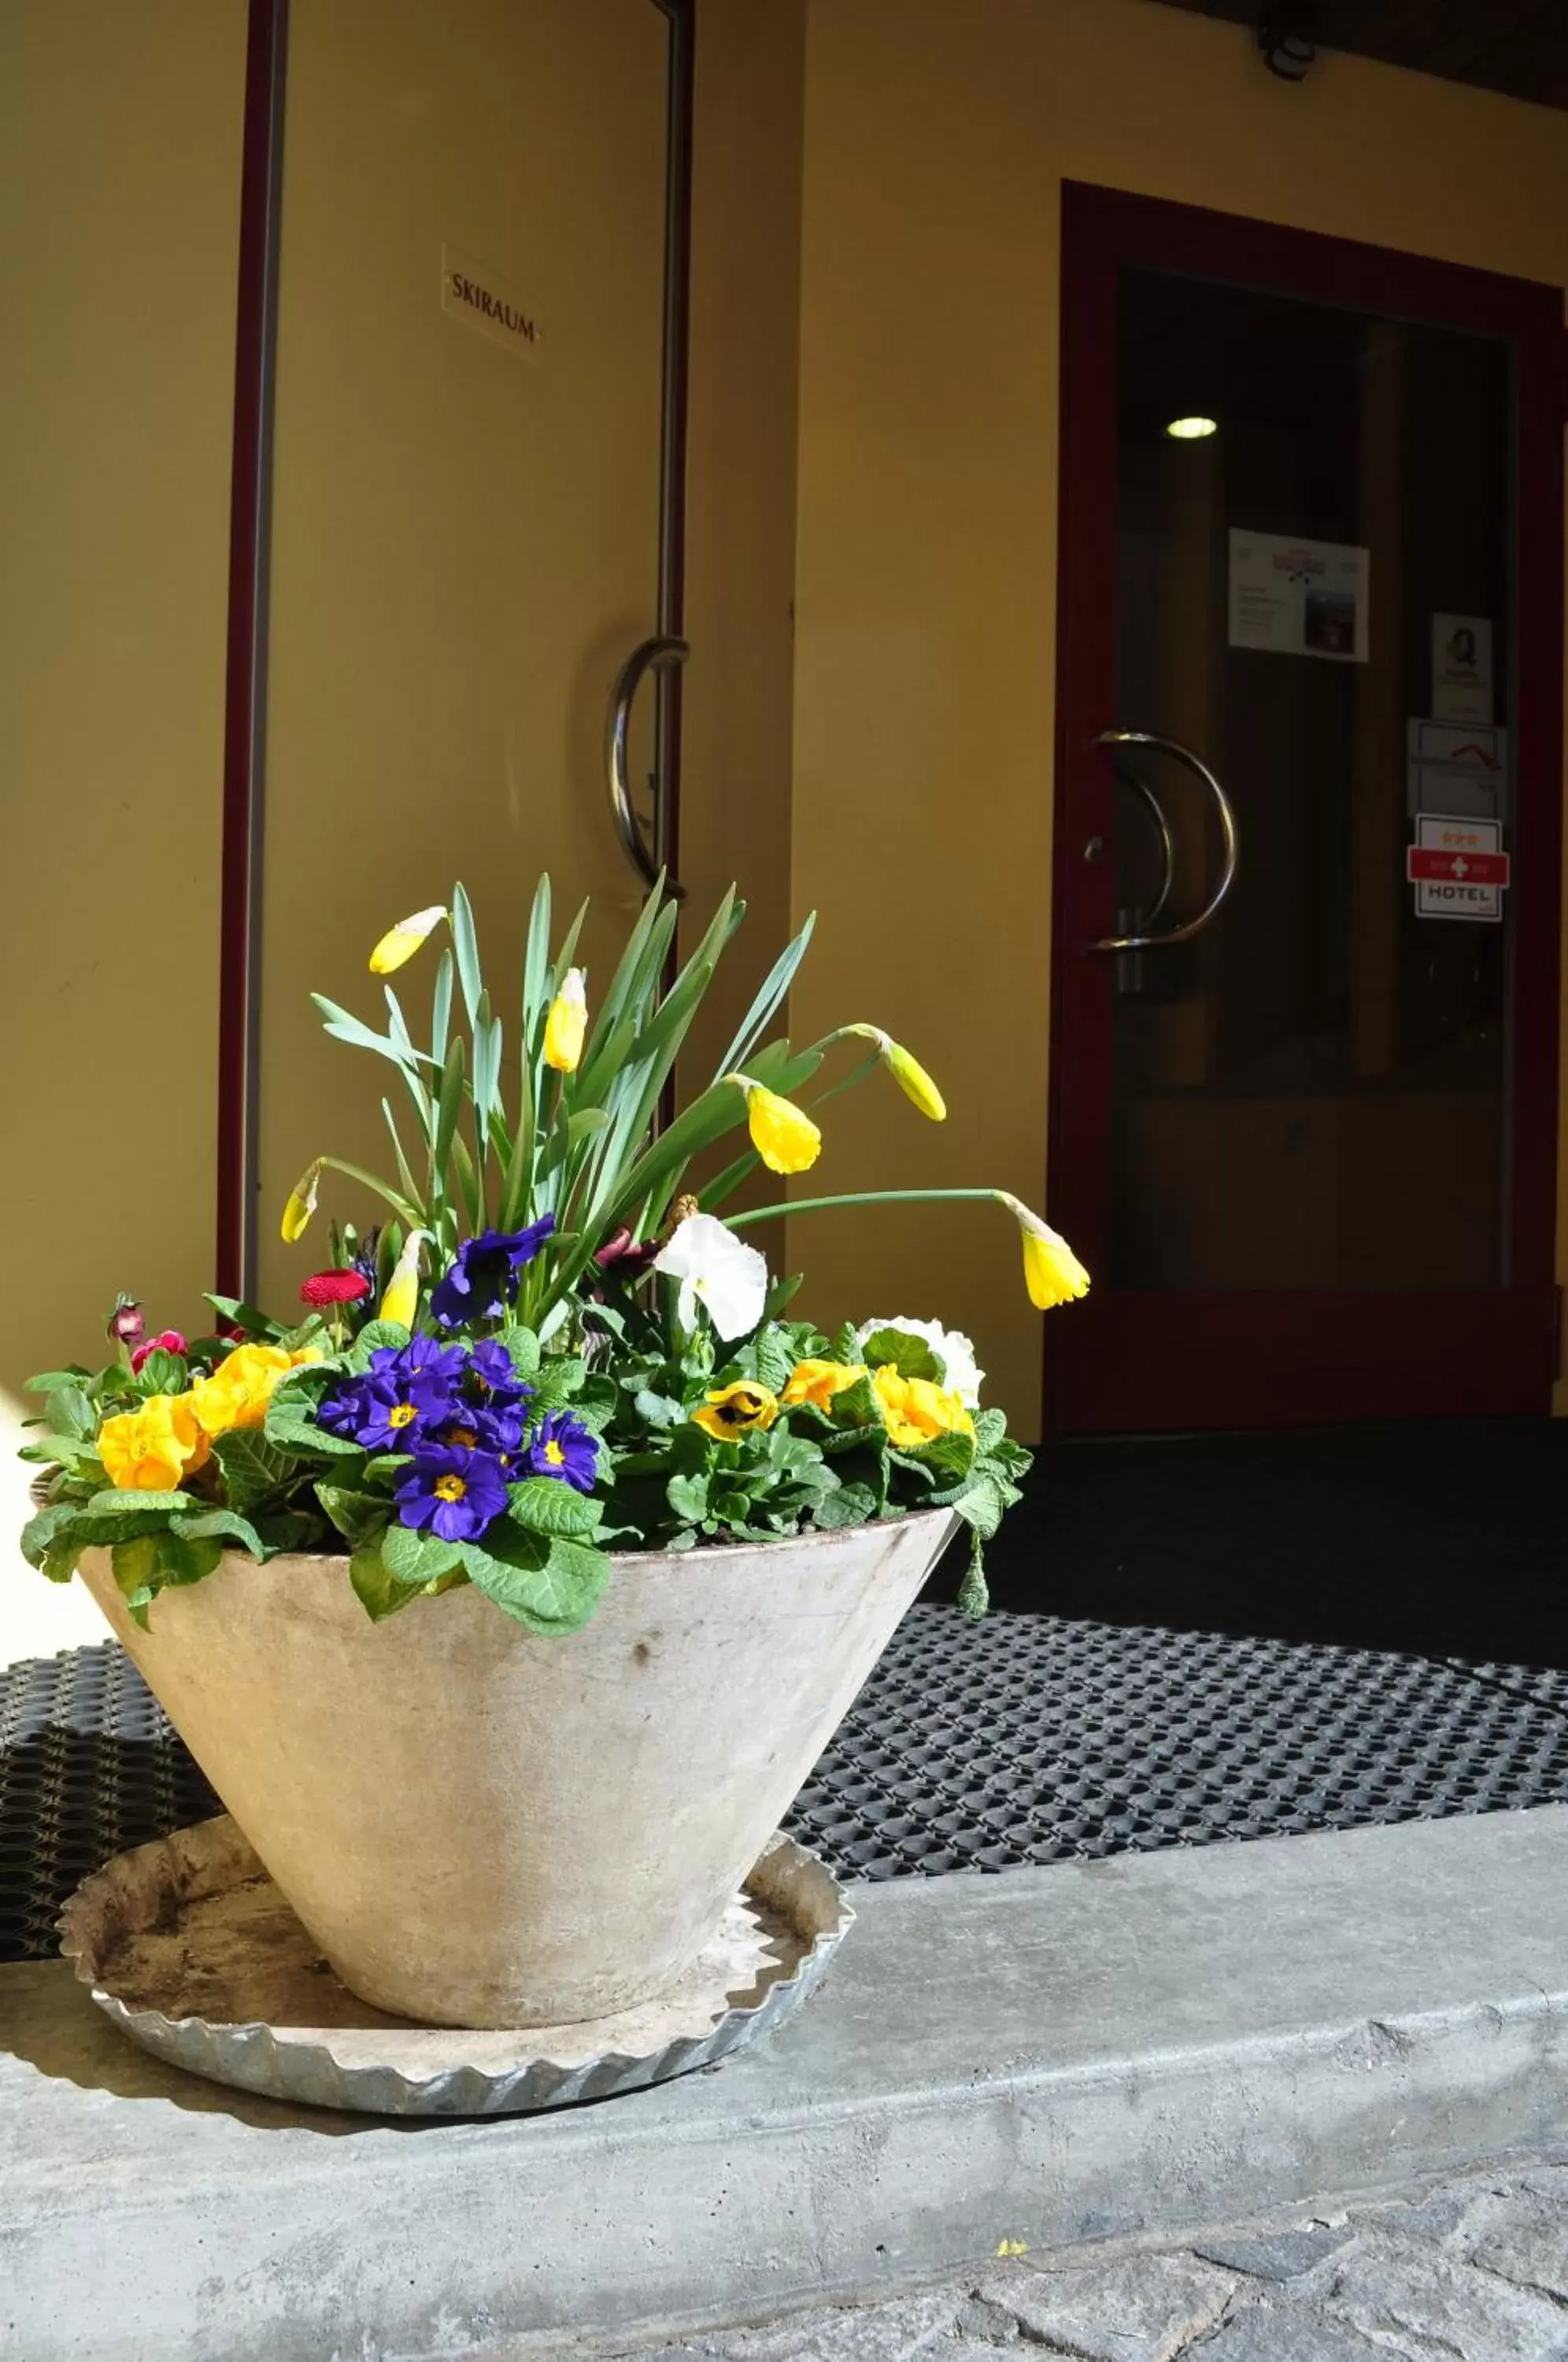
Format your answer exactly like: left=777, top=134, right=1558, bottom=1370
left=78, top=1506, right=953, bottom=2029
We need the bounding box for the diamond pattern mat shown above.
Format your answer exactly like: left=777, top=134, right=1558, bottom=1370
left=6, top=1610, right=1568, bottom=1960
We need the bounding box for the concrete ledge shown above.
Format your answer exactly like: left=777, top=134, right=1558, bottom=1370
left=6, top=1809, right=1568, bottom=2361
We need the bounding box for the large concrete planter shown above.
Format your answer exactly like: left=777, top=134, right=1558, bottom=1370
left=78, top=1508, right=953, bottom=2028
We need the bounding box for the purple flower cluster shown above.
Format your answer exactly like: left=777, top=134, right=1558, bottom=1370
left=318, top=1328, right=597, bottom=1543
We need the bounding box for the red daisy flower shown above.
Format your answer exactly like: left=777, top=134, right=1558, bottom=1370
left=299, top=1269, right=372, bottom=1309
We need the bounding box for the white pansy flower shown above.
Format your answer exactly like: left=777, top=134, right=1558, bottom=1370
left=653, top=1213, right=768, bottom=1342
left=854, top=1316, right=985, bottom=1408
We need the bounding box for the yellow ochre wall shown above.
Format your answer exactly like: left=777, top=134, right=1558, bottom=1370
left=790, top=0, right=1568, bottom=1437
left=0, top=2, right=247, bottom=1653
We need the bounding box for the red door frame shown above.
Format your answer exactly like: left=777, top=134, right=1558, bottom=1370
left=1047, top=181, right=1564, bottom=1434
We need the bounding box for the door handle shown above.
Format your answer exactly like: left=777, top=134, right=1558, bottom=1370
left=607, top=635, right=689, bottom=898
left=1114, top=764, right=1175, bottom=931
left=1089, top=728, right=1238, bottom=953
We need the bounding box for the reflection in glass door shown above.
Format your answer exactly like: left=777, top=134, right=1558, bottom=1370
left=1050, top=186, right=1562, bottom=1431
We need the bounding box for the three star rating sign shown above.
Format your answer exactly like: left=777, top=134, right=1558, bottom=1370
left=1407, top=815, right=1511, bottom=922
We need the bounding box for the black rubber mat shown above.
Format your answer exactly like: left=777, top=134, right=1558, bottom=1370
left=7, top=1609, right=1568, bottom=1960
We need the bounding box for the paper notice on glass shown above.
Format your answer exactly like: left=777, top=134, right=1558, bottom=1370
left=1432, top=613, right=1493, bottom=724
left=1228, top=531, right=1370, bottom=662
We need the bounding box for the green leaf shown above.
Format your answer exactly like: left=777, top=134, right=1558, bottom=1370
left=712, top=909, right=817, bottom=1081
left=204, top=1294, right=284, bottom=1341
left=349, top=1540, right=424, bottom=1621
left=381, top=1520, right=464, bottom=1586
left=132, top=1350, right=187, bottom=1397
left=812, top=1481, right=877, bottom=1531
left=666, top=1471, right=708, bottom=1523
left=25, top=1368, right=91, bottom=1395
left=363, top=1453, right=414, bottom=1486
left=947, top=1469, right=1010, bottom=1544
left=497, top=1324, right=542, bottom=1384
left=212, top=1428, right=294, bottom=1512
left=860, top=1327, right=944, bottom=1383
left=176, top=1507, right=265, bottom=1558
left=42, top=1386, right=96, bottom=1442
left=462, top=1527, right=611, bottom=1635
left=901, top=1427, right=977, bottom=1486
left=971, top=1406, right=1007, bottom=1455
left=828, top=1372, right=881, bottom=1429
left=829, top=1321, right=860, bottom=1364
left=349, top=1320, right=412, bottom=1368
left=263, top=1408, right=364, bottom=1457
left=315, top=1484, right=390, bottom=1547
left=520, top=872, right=551, bottom=1039
left=956, top=1534, right=989, bottom=1620
left=753, top=1328, right=794, bottom=1394
left=110, top=1529, right=224, bottom=1624
left=507, top=1475, right=599, bottom=1538
left=20, top=1502, right=79, bottom=1568
left=531, top=1357, right=586, bottom=1412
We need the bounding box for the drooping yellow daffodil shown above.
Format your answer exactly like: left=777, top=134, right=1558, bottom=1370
left=1000, top=1194, right=1090, bottom=1310
left=871, top=1365, right=974, bottom=1448
left=843, top=1025, right=946, bottom=1122
left=97, top=1394, right=211, bottom=1491
left=280, top=1157, right=324, bottom=1244
left=727, top=1073, right=822, bottom=1175
left=368, top=903, right=446, bottom=977
left=692, top=1379, right=780, bottom=1440
left=882, top=1039, right=946, bottom=1122
left=378, top=1230, right=425, bottom=1328
left=543, top=967, right=588, bottom=1072
left=189, top=1342, right=322, bottom=1439
left=781, top=1358, right=869, bottom=1412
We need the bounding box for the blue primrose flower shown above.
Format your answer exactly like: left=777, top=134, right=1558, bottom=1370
left=526, top=1410, right=598, bottom=1494
left=371, top=1334, right=466, bottom=1385
left=394, top=1446, right=509, bottom=1542
left=319, top=1365, right=455, bottom=1451
left=431, top=1219, right=557, bottom=1329
left=433, top=1399, right=527, bottom=1460
left=464, top=1337, right=530, bottom=1405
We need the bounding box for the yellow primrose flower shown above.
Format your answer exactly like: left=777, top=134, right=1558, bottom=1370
left=871, top=1364, right=974, bottom=1448
left=727, top=1074, right=822, bottom=1175
left=378, top=1231, right=424, bottom=1328
left=280, top=1157, right=324, bottom=1244
left=543, top=966, right=588, bottom=1072
left=781, top=1359, right=869, bottom=1412
left=692, top=1380, right=780, bottom=1440
left=98, top=1394, right=210, bottom=1491
left=189, top=1342, right=320, bottom=1439
left=369, top=904, right=446, bottom=976
left=1000, top=1195, right=1090, bottom=1310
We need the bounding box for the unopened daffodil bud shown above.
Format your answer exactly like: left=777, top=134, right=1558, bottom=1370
left=280, top=1158, right=324, bottom=1244
left=727, top=1073, right=822, bottom=1175
left=368, top=904, right=446, bottom=976
left=880, top=1033, right=945, bottom=1121
left=379, top=1230, right=424, bottom=1328
left=543, top=967, right=588, bottom=1072
left=1000, top=1194, right=1090, bottom=1310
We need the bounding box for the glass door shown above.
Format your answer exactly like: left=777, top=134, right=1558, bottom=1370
left=1049, top=186, right=1562, bottom=1431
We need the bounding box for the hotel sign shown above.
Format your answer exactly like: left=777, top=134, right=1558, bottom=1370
left=442, top=244, right=542, bottom=365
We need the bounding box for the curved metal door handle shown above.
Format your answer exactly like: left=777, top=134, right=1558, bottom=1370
left=1114, top=765, right=1175, bottom=930
left=1090, top=728, right=1238, bottom=952
left=607, top=635, right=689, bottom=897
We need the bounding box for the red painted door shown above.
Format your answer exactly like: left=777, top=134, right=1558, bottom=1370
left=1048, top=185, right=1563, bottom=1431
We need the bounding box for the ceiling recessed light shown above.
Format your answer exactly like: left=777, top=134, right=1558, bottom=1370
left=1166, top=416, right=1219, bottom=441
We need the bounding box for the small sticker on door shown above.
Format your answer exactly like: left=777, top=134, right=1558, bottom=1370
left=1407, top=813, right=1510, bottom=924
left=442, top=244, right=542, bottom=365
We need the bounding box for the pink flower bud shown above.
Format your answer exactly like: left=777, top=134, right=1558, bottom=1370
left=108, top=1296, right=144, bottom=1349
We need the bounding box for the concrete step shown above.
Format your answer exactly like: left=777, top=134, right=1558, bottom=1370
left=5, top=1808, right=1568, bottom=2362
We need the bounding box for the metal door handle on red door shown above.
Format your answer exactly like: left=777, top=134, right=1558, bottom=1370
left=1089, top=727, right=1239, bottom=953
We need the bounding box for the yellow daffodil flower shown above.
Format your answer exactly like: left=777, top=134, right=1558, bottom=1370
left=781, top=1359, right=869, bottom=1412
left=543, top=967, right=588, bottom=1072
left=97, top=1394, right=210, bottom=1491
left=368, top=904, right=446, bottom=976
left=280, top=1157, right=324, bottom=1244
left=692, top=1380, right=780, bottom=1440
left=727, top=1074, right=822, bottom=1175
left=1000, top=1194, right=1090, bottom=1309
left=189, top=1342, right=320, bottom=1439
left=882, top=1038, right=945, bottom=1122
left=378, top=1230, right=424, bottom=1328
left=871, top=1364, right=974, bottom=1448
